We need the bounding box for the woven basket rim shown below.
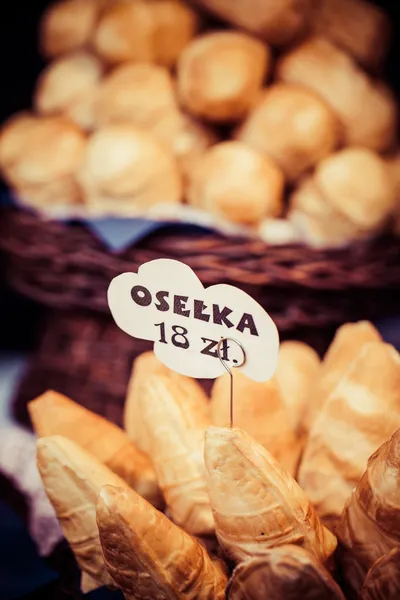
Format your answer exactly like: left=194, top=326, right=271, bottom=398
left=1, top=205, right=400, bottom=332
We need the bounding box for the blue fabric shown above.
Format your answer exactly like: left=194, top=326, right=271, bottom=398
left=0, top=498, right=122, bottom=599
left=374, top=316, right=400, bottom=349
left=87, top=590, right=124, bottom=600
left=0, top=191, right=15, bottom=207
left=0, top=191, right=213, bottom=252
left=0, top=500, right=58, bottom=600
left=84, top=217, right=166, bottom=252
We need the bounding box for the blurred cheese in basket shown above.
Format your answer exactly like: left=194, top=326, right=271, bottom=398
left=288, top=148, right=397, bottom=248
left=34, top=51, right=104, bottom=131
left=187, top=141, right=284, bottom=226
left=93, top=0, right=199, bottom=67
left=277, top=37, right=397, bottom=153
left=95, top=62, right=177, bottom=128
left=146, top=0, right=201, bottom=68
left=177, top=31, right=271, bottom=123
left=236, top=84, right=340, bottom=183
left=151, top=111, right=218, bottom=183
left=309, top=0, right=390, bottom=71
left=0, top=0, right=397, bottom=247
left=191, top=0, right=313, bottom=47
left=77, top=124, right=183, bottom=212
left=0, top=113, right=86, bottom=207
left=40, top=0, right=102, bottom=58
left=94, top=61, right=218, bottom=179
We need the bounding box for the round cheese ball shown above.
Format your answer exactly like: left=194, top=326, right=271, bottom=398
left=288, top=147, right=397, bottom=247
left=93, top=0, right=199, bottom=68
left=237, top=83, right=339, bottom=182
left=187, top=141, right=284, bottom=225
left=315, top=147, right=396, bottom=230
left=288, top=176, right=363, bottom=248
left=277, top=37, right=397, bottom=153
left=94, top=62, right=177, bottom=128
left=191, top=0, right=313, bottom=47
left=309, top=0, right=390, bottom=70
left=177, top=31, right=271, bottom=123
left=149, top=0, right=200, bottom=68
left=150, top=110, right=219, bottom=181
left=93, top=1, right=155, bottom=64
left=0, top=113, right=86, bottom=187
left=35, top=52, right=103, bottom=131
left=94, top=62, right=218, bottom=180
left=78, top=125, right=183, bottom=211
left=0, top=113, right=86, bottom=207
left=40, top=0, right=100, bottom=58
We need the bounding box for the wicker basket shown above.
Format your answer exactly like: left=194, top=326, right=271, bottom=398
left=13, top=310, right=152, bottom=428
left=1, top=206, right=400, bottom=333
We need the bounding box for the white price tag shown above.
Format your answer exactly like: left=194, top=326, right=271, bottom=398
left=108, top=259, right=279, bottom=382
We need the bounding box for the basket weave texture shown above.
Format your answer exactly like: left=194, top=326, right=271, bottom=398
left=1, top=207, right=400, bottom=331
left=13, top=310, right=171, bottom=428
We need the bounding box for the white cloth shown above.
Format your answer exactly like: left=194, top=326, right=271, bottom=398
left=0, top=353, right=63, bottom=556
left=0, top=423, right=63, bottom=555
